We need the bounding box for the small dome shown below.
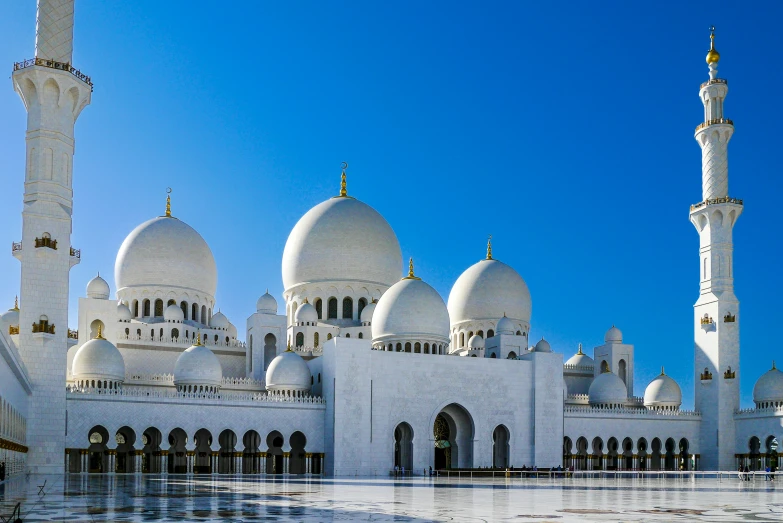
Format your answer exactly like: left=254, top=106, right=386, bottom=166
left=360, top=300, right=377, bottom=324
left=227, top=322, right=237, bottom=339
left=565, top=345, right=594, bottom=367
left=72, top=331, right=125, bottom=382
left=86, top=274, right=110, bottom=300
left=210, top=311, right=229, bottom=329
left=265, top=350, right=312, bottom=393
left=256, top=291, right=278, bottom=314
left=117, top=302, right=132, bottom=321
left=164, top=304, right=184, bottom=322
left=0, top=299, right=20, bottom=328
left=534, top=338, right=552, bottom=353
left=643, top=369, right=682, bottom=409
left=588, top=371, right=628, bottom=406
left=753, top=363, right=783, bottom=405
left=295, top=301, right=318, bottom=325
left=467, top=334, right=484, bottom=350
left=496, top=315, right=515, bottom=335
left=604, top=325, right=623, bottom=343
left=174, top=341, right=222, bottom=388
left=371, top=268, right=450, bottom=345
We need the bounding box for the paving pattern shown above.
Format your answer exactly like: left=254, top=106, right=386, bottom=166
left=2, top=473, right=783, bottom=522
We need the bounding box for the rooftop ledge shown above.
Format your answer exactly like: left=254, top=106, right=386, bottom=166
left=695, top=118, right=733, bottom=132
left=13, top=58, right=93, bottom=91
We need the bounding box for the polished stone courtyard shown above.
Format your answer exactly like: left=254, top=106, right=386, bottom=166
left=2, top=474, right=783, bottom=522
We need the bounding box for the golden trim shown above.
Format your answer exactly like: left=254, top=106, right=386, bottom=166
left=12, top=295, right=18, bottom=311
left=486, top=235, right=493, bottom=260
left=165, top=188, right=172, bottom=218
left=0, top=437, right=29, bottom=453
left=706, top=26, right=720, bottom=64
left=402, top=257, right=421, bottom=280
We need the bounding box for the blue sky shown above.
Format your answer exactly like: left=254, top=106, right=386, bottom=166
left=0, top=1, right=780, bottom=408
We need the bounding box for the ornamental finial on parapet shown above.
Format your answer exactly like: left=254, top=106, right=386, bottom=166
left=13, top=295, right=19, bottom=311
left=403, top=257, right=421, bottom=280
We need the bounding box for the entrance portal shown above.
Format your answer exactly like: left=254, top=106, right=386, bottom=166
left=433, top=403, right=474, bottom=470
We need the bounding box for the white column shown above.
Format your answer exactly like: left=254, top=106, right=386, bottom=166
left=64, top=450, right=70, bottom=473
left=306, top=453, right=311, bottom=475
left=283, top=453, right=290, bottom=474
left=211, top=452, right=218, bottom=474
left=161, top=452, right=168, bottom=475
left=260, top=453, right=267, bottom=474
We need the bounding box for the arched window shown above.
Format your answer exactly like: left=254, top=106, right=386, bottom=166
left=154, top=299, right=164, bottom=317
left=358, top=332, right=363, bottom=339
left=180, top=301, right=188, bottom=320
left=167, top=299, right=176, bottom=307
left=404, top=343, right=411, bottom=352
left=192, top=303, right=198, bottom=323
left=357, top=298, right=367, bottom=318
left=328, top=298, right=338, bottom=319
left=477, top=330, right=484, bottom=338
left=460, top=332, right=465, bottom=347
left=327, top=333, right=333, bottom=341
left=468, top=331, right=474, bottom=339
left=314, top=332, right=320, bottom=347
left=487, top=329, right=495, bottom=338
left=345, top=333, right=351, bottom=338
left=136, top=329, right=141, bottom=337
left=618, top=359, right=627, bottom=384
left=601, top=360, right=610, bottom=373
left=343, top=297, right=353, bottom=319
left=124, top=327, right=129, bottom=336
left=201, top=305, right=207, bottom=324
left=172, top=328, right=179, bottom=339
left=414, top=342, right=421, bottom=353
left=396, top=343, right=402, bottom=352
left=424, top=343, right=429, bottom=354
left=143, top=299, right=151, bottom=317
left=315, top=299, right=323, bottom=319
left=132, top=300, right=139, bottom=317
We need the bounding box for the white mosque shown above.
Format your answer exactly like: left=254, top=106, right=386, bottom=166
left=0, top=2, right=780, bottom=479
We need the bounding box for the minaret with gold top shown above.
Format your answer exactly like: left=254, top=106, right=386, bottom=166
left=11, top=0, right=92, bottom=473
left=690, top=27, right=742, bottom=471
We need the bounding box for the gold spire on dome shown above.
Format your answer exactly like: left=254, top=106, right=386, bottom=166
left=286, top=340, right=292, bottom=352
left=12, top=296, right=19, bottom=311
left=338, top=162, right=348, bottom=197
left=661, top=366, right=665, bottom=375
left=403, top=257, right=421, bottom=280
left=706, top=26, right=720, bottom=64
left=194, top=329, right=202, bottom=346
left=95, top=323, right=105, bottom=340
left=773, top=360, right=777, bottom=370
left=165, top=187, right=172, bottom=217
left=577, top=343, right=583, bottom=355
left=486, top=235, right=493, bottom=260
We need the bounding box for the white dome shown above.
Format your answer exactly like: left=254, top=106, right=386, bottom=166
left=360, top=300, right=377, bottom=324
left=86, top=274, right=110, bottom=299
left=227, top=322, right=237, bottom=339
left=605, top=325, right=623, bottom=343
left=256, top=291, right=277, bottom=314
left=72, top=335, right=125, bottom=382
left=173, top=342, right=222, bottom=387
left=164, top=304, right=184, bottom=322
left=115, top=216, right=217, bottom=298
left=447, top=258, right=531, bottom=327
left=372, top=276, right=450, bottom=344
left=534, top=338, right=552, bottom=353
left=588, top=371, right=628, bottom=406
left=753, top=364, right=783, bottom=405
left=643, top=370, right=682, bottom=409
left=1, top=301, right=20, bottom=328
left=117, top=302, right=132, bottom=321
left=265, top=350, right=312, bottom=392
left=282, top=196, right=402, bottom=291
left=467, top=334, right=485, bottom=349
left=496, top=315, right=515, bottom=335
left=210, top=311, right=229, bottom=329
left=295, top=301, right=318, bottom=324
left=565, top=346, right=594, bottom=367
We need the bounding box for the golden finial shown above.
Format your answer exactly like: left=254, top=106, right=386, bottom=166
left=194, top=329, right=202, bottom=346
left=486, top=235, right=493, bottom=260
left=774, top=360, right=777, bottom=370
left=577, top=343, right=583, bottom=355
left=661, top=366, right=665, bottom=375
left=12, top=296, right=19, bottom=311
left=403, top=257, right=421, bottom=280
left=339, top=162, right=348, bottom=197
left=165, top=187, right=172, bottom=217
left=95, top=323, right=105, bottom=340
left=303, top=298, right=309, bottom=304
left=286, top=340, right=292, bottom=352
left=706, top=26, right=720, bottom=64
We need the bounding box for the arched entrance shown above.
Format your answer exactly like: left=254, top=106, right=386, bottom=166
left=193, top=429, right=212, bottom=473
left=651, top=438, right=662, bottom=471
left=264, top=333, right=277, bottom=371
left=575, top=437, right=587, bottom=470
left=266, top=431, right=284, bottom=474
left=749, top=436, right=761, bottom=470
left=679, top=438, right=690, bottom=471
left=563, top=437, right=573, bottom=469
left=637, top=438, right=648, bottom=471
left=394, top=422, right=414, bottom=472
left=289, top=431, right=307, bottom=474
left=664, top=438, right=676, bottom=470
left=218, top=429, right=236, bottom=474
left=622, top=437, right=633, bottom=470
left=592, top=437, right=604, bottom=470
left=115, top=426, right=136, bottom=473
left=87, top=426, right=109, bottom=473
left=492, top=425, right=509, bottom=469
left=433, top=403, right=474, bottom=470
left=607, top=437, right=618, bottom=470
left=168, top=428, right=187, bottom=473
left=142, top=427, right=162, bottom=473
left=767, top=436, right=779, bottom=470
left=243, top=430, right=261, bottom=474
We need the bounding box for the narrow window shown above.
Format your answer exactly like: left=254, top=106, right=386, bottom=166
left=328, top=298, right=338, bottom=319
left=343, top=297, right=353, bottom=319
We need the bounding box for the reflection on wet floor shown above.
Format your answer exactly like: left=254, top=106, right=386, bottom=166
left=2, top=474, right=783, bottom=522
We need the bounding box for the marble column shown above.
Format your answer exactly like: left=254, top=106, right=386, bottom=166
left=260, top=452, right=267, bottom=474
left=587, top=454, right=593, bottom=471
left=646, top=456, right=651, bottom=470
left=187, top=451, right=195, bottom=474
left=211, top=452, right=219, bottom=474
left=319, top=453, right=324, bottom=475
left=136, top=451, right=143, bottom=474
left=633, top=455, right=638, bottom=470
left=236, top=452, right=243, bottom=475
left=108, top=451, right=116, bottom=474
left=80, top=450, right=88, bottom=473
left=283, top=452, right=290, bottom=474
left=161, top=451, right=169, bottom=475
left=65, top=449, right=70, bottom=473
left=306, top=453, right=312, bottom=474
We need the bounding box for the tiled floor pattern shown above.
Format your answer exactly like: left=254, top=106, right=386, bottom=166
left=2, top=474, right=783, bottom=522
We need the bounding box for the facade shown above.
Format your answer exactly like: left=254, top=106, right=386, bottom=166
left=0, top=3, right=780, bottom=480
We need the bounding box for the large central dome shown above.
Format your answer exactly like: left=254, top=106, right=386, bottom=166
left=115, top=215, right=217, bottom=297
left=282, top=196, right=402, bottom=291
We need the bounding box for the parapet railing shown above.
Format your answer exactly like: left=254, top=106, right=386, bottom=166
left=695, top=117, right=734, bottom=132
left=563, top=364, right=594, bottom=372
left=118, top=333, right=246, bottom=350
left=690, top=196, right=744, bottom=211
left=13, top=58, right=93, bottom=90
left=564, top=405, right=701, bottom=417
left=66, top=385, right=325, bottom=404
left=123, top=373, right=265, bottom=389
left=423, top=469, right=773, bottom=482
left=700, top=78, right=728, bottom=89
left=735, top=406, right=783, bottom=417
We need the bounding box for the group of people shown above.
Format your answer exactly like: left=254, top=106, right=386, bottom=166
left=737, top=464, right=777, bottom=481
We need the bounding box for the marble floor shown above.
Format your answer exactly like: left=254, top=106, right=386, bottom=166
left=2, top=474, right=783, bottom=522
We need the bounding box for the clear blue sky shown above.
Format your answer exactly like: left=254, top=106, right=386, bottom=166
left=0, top=1, right=780, bottom=408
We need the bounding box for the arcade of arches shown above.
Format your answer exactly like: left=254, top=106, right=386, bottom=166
left=66, top=426, right=323, bottom=475
left=737, top=435, right=780, bottom=471
left=563, top=436, right=698, bottom=471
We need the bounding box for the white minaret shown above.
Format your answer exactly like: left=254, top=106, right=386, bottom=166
left=690, top=28, right=741, bottom=471
left=11, top=0, right=91, bottom=474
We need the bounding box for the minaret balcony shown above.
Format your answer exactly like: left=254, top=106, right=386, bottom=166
left=700, top=78, right=728, bottom=89
left=695, top=118, right=733, bottom=133
left=690, top=196, right=743, bottom=212
left=13, top=58, right=93, bottom=91
left=67, top=329, right=78, bottom=340
left=70, top=247, right=81, bottom=267
left=34, top=236, right=57, bottom=250
left=11, top=242, right=22, bottom=261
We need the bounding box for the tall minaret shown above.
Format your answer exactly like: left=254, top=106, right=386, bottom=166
left=11, top=0, right=91, bottom=474
left=690, top=27, right=742, bottom=471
